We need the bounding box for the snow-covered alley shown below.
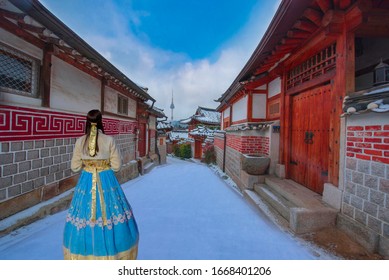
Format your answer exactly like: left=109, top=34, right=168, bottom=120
left=0, top=157, right=335, bottom=260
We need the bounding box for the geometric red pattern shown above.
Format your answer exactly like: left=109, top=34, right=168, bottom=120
left=0, top=105, right=137, bottom=141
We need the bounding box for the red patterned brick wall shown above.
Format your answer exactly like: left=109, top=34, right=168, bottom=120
left=346, top=125, right=389, bottom=164
left=226, top=134, right=270, bottom=156
left=0, top=105, right=137, bottom=142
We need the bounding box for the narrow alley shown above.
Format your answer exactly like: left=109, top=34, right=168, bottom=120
left=0, top=157, right=334, bottom=260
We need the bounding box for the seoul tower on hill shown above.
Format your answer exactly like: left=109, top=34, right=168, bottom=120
left=170, top=90, right=175, bottom=121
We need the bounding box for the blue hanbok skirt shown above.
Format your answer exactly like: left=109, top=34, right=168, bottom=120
left=63, top=169, right=139, bottom=259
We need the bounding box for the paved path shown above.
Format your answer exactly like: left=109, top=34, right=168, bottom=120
left=0, top=157, right=334, bottom=260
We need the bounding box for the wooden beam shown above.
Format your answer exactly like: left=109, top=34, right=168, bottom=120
left=17, top=21, right=45, bottom=34
left=322, top=10, right=345, bottom=27
left=287, top=29, right=311, bottom=39
left=293, top=20, right=318, bottom=33
left=275, top=43, right=299, bottom=52
left=316, top=0, right=332, bottom=13
left=0, top=8, right=24, bottom=20
left=0, top=16, right=45, bottom=48
left=338, top=0, right=353, bottom=10
left=303, top=8, right=323, bottom=26
left=281, top=38, right=304, bottom=45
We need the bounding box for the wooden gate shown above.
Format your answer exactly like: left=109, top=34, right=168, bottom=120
left=194, top=139, right=202, bottom=159
left=289, top=84, right=331, bottom=194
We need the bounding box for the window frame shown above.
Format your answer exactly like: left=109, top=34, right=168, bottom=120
left=0, top=42, right=40, bottom=98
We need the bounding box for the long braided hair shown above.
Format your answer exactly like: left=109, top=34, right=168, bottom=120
left=83, top=109, right=105, bottom=156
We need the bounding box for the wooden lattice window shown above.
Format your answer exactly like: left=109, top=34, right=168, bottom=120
left=287, top=43, right=336, bottom=90
left=118, top=94, right=128, bottom=115
left=0, top=43, right=40, bottom=97
left=268, top=97, right=280, bottom=119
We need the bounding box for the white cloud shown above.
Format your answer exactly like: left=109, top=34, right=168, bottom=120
left=76, top=1, right=277, bottom=120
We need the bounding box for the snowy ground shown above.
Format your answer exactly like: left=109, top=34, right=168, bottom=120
left=0, top=157, right=335, bottom=260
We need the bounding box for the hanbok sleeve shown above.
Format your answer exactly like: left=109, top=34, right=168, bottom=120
left=71, top=138, right=83, bottom=172
left=110, top=137, right=122, bottom=172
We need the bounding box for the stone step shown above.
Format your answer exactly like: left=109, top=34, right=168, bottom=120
left=252, top=176, right=338, bottom=234
left=243, top=189, right=289, bottom=230
left=254, top=183, right=296, bottom=222
left=143, top=161, right=156, bottom=174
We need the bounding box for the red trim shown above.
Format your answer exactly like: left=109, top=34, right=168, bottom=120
left=0, top=105, right=137, bottom=141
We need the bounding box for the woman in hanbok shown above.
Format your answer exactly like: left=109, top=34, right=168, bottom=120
left=63, top=109, right=139, bottom=260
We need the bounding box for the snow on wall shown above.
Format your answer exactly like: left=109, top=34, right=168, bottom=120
left=50, top=56, right=100, bottom=113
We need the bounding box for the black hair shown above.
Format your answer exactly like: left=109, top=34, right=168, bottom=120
left=83, top=109, right=105, bottom=156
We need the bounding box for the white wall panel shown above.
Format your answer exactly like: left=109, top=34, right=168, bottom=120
left=268, top=77, right=281, bottom=98
left=232, top=95, right=247, bottom=122
left=51, top=56, right=100, bottom=113
left=252, top=94, right=267, bottom=119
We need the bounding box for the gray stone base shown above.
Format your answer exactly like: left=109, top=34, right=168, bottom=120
left=275, top=164, right=286, bottom=178
left=337, top=214, right=379, bottom=253
left=240, top=170, right=265, bottom=190
left=322, top=183, right=342, bottom=210
left=116, top=160, right=139, bottom=183
left=290, top=207, right=337, bottom=234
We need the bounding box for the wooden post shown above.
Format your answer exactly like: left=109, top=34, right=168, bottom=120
left=330, top=28, right=355, bottom=187
left=40, top=43, right=53, bottom=107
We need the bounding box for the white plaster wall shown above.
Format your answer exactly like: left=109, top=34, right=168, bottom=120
left=50, top=56, right=100, bottom=113
left=232, top=96, right=247, bottom=122
left=149, top=116, right=156, bottom=130
left=252, top=94, right=267, bottom=119
left=104, top=86, right=118, bottom=114
left=0, top=28, right=42, bottom=60
left=268, top=77, right=281, bottom=98
left=223, top=107, right=230, bottom=118
left=0, top=29, right=42, bottom=107
left=255, top=84, right=267, bottom=90
left=128, top=97, right=136, bottom=118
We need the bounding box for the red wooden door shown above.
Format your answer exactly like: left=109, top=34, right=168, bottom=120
left=289, top=85, right=331, bottom=194
left=138, top=123, right=146, bottom=157
left=195, top=140, right=202, bottom=159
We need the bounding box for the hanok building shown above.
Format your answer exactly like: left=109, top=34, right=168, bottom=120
left=181, top=106, right=221, bottom=159
left=0, top=0, right=160, bottom=222
left=216, top=0, right=389, bottom=256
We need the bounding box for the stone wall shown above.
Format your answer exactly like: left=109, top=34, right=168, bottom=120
left=214, top=132, right=225, bottom=171
left=341, top=113, right=389, bottom=255
left=0, top=106, right=140, bottom=220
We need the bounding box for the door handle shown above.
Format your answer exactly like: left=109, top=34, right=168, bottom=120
left=304, top=131, right=314, bottom=144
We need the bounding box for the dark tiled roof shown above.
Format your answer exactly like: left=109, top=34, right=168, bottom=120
left=343, top=84, right=389, bottom=115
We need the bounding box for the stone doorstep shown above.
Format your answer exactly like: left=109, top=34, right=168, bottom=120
left=254, top=183, right=296, bottom=222
left=143, top=161, right=156, bottom=174
left=251, top=176, right=338, bottom=234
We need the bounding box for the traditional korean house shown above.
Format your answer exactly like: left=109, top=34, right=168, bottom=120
left=0, top=0, right=158, bottom=221
left=215, top=0, right=389, bottom=256
left=181, top=106, right=221, bottom=159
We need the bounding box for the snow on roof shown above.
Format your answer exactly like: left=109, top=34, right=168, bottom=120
left=168, top=130, right=189, bottom=141
left=194, top=107, right=221, bottom=125
left=179, top=117, right=192, bottom=124
left=157, top=121, right=172, bottom=130
left=189, top=126, right=216, bottom=137
left=343, top=84, right=389, bottom=115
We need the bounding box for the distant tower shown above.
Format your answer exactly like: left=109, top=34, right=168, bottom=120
left=170, top=90, right=175, bottom=121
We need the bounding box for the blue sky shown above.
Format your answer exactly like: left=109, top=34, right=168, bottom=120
left=41, top=0, right=280, bottom=120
